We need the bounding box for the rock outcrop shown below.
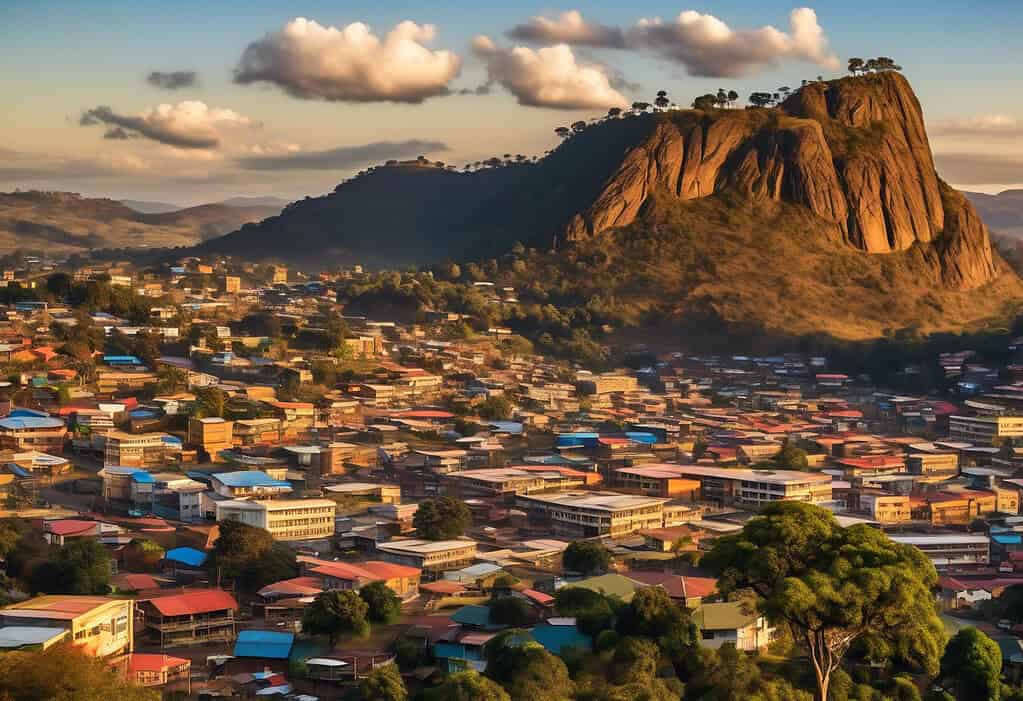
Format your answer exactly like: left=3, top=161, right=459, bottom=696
left=564, top=71, right=996, bottom=289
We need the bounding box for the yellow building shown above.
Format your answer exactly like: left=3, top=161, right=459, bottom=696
left=188, top=417, right=234, bottom=459
left=216, top=498, right=336, bottom=541
left=0, top=596, right=133, bottom=657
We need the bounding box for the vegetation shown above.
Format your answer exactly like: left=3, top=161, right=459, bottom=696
left=360, top=580, right=402, bottom=624
left=427, top=671, right=511, bottom=701
left=938, top=628, right=1001, bottom=701
left=359, top=663, right=407, bottom=701
left=412, top=496, right=471, bottom=540
left=31, top=540, right=110, bottom=595
left=0, top=643, right=159, bottom=700
left=562, top=540, right=612, bottom=575
left=302, top=590, right=370, bottom=645
left=206, top=520, right=298, bottom=592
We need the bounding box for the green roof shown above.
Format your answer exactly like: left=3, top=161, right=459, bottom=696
left=694, top=602, right=758, bottom=631
left=567, top=573, right=644, bottom=601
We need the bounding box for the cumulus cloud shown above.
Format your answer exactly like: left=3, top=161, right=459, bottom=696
left=507, top=10, right=627, bottom=49
left=931, top=114, right=1023, bottom=139
left=934, top=152, right=1023, bottom=186
left=471, top=36, right=627, bottom=110
left=234, top=17, right=461, bottom=103
left=146, top=70, right=198, bottom=90
left=237, top=139, right=449, bottom=171
left=79, top=101, right=255, bottom=149
left=634, top=7, right=839, bottom=78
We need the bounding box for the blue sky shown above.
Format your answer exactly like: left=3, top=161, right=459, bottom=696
left=2, top=1, right=1021, bottom=203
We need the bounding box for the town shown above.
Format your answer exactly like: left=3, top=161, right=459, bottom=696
left=0, top=252, right=1016, bottom=699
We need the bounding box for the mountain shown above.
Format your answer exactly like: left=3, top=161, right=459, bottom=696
left=964, top=190, right=1023, bottom=240
left=198, top=72, right=1022, bottom=340
left=120, top=199, right=182, bottom=214
left=216, top=196, right=291, bottom=209
left=0, top=191, right=282, bottom=254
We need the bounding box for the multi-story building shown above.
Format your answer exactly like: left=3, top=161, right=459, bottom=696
left=298, top=557, right=421, bottom=598
left=187, top=417, right=234, bottom=460
left=661, top=466, right=832, bottom=507
left=375, top=538, right=478, bottom=573
left=906, top=451, right=960, bottom=477
left=889, top=534, right=990, bottom=569
left=859, top=493, right=911, bottom=524
left=0, top=415, right=66, bottom=453
left=209, top=470, right=292, bottom=499
left=949, top=415, right=1023, bottom=445
left=95, top=369, right=158, bottom=394
left=0, top=596, right=133, bottom=657
left=516, top=491, right=668, bottom=539
left=444, top=466, right=597, bottom=498
left=612, top=465, right=703, bottom=498
left=139, top=590, right=238, bottom=647
left=215, top=498, right=336, bottom=541
left=104, top=430, right=178, bottom=469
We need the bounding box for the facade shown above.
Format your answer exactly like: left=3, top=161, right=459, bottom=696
left=612, top=465, right=703, bottom=498
left=516, top=491, right=668, bottom=539
left=660, top=465, right=832, bottom=506
left=444, top=466, right=595, bottom=497
left=300, top=558, right=421, bottom=598
left=694, top=602, right=775, bottom=651
left=126, top=653, right=191, bottom=689
left=0, top=416, right=66, bottom=452
left=209, top=470, right=292, bottom=499
left=104, top=430, right=176, bottom=468
left=375, top=538, right=478, bottom=573
left=0, top=596, right=133, bottom=657
left=187, top=417, right=234, bottom=459
left=890, top=534, right=990, bottom=569
left=139, top=590, right=238, bottom=647
left=216, top=498, right=336, bottom=541
left=860, top=493, right=911, bottom=524
left=949, top=415, right=1023, bottom=445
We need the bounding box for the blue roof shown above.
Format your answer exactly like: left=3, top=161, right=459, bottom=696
left=212, top=471, right=290, bottom=489
left=0, top=416, right=64, bottom=430
left=451, top=605, right=499, bottom=629
left=165, top=547, right=207, bottom=568
left=993, top=534, right=1022, bottom=545
left=624, top=432, right=657, bottom=444
left=8, top=408, right=49, bottom=418
left=234, top=630, right=294, bottom=659
left=531, top=624, right=592, bottom=654
left=103, top=355, right=142, bottom=365
left=131, top=471, right=156, bottom=484
left=6, top=464, right=30, bottom=478
left=489, top=421, right=524, bottom=435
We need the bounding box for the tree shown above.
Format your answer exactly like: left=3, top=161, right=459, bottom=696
left=616, top=586, right=695, bottom=661
left=122, top=538, right=164, bottom=572
left=655, top=90, right=670, bottom=109
left=705, top=502, right=944, bottom=701
left=194, top=385, right=228, bottom=418
left=562, top=540, right=611, bottom=575
left=554, top=586, right=617, bottom=635
left=207, top=520, right=298, bottom=592
left=631, top=102, right=650, bottom=112
left=748, top=92, right=775, bottom=108
left=156, top=365, right=186, bottom=394
left=774, top=439, right=809, bottom=470
left=570, top=121, right=587, bottom=133
left=477, top=395, right=513, bottom=421
left=727, top=89, right=739, bottom=106
left=32, top=539, right=110, bottom=595
left=607, top=107, right=622, bottom=118
left=360, top=663, right=407, bottom=701
left=0, top=643, right=159, bottom=701
left=485, top=633, right=575, bottom=701
left=940, top=627, right=1001, bottom=701
left=360, top=581, right=401, bottom=624
left=848, top=57, right=865, bottom=75
left=412, top=496, right=471, bottom=540
left=489, top=596, right=533, bottom=626
left=432, top=671, right=510, bottom=701
left=610, top=636, right=659, bottom=685
left=302, top=590, right=370, bottom=645
left=693, top=94, right=717, bottom=110
left=716, top=88, right=729, bottom=108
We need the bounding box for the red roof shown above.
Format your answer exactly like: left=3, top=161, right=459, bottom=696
left=146, top=589, right=238, bottom=617
left=112, top=573, right=160, bottom=592
left=257, top=576, right=324, bottom=598
left=520, top=589, right=554, bottom=605
left=394, top=410, right=455, bottom=419
left=44, top=520, right=99, bottom=537
left=128, top=653, right=190, bottom=672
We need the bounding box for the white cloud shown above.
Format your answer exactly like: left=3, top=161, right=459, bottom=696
left=234, top=17, right=461, bottom=103
left=634, top=7, right=839, bottom=78
left=931, top=114, right=1023, bottom=139
left=471, top=36, right=627, bottom=110
left=80, top=101, right=255, bottom=149
left=507, top=10, right=627, bottom=48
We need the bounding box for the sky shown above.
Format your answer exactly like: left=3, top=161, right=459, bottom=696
left=2, top=0, right=1022, bottom=205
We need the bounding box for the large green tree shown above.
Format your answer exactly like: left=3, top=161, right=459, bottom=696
left=359, top=663, right=406, bottom=701
left=360, top=581, right=401, bottom=624
left=485, top=632, right=575, bottom=701
left=562, top=540, right=611, bottom=575
left=940, top=627, right=1002, bottom=701
left=431, top=671, right=510, bottom=701
left=302, top=590, right=369, bottom=645
left=705, top=502, right=944, bottom=701
left=615, top=586, right=695, bottom=663
left=207, top=520, right=297, bottom=592
left=0, top=643, right=159, bottom=701
left=32, top=539, right=110, bottom=595
left=412, top=496, right=471, bottom=540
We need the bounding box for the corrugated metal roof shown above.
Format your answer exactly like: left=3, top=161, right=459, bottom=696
left=147, top=589, right=237, bottom=617
left=164, top=547, right=207, bottom=568
left=234, top=630, right=294, bottom=659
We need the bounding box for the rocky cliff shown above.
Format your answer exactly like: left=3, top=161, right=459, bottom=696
left=564, top=72, right=996, bottom=290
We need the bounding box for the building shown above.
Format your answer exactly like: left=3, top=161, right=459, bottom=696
left=0, top=596, right=133, bottom=657
left=95, top=369, right=158, bottom=394
left=216, top=498, right=336, bottom=541
left=104, top=430, right=179, bottom=469
left=859, top=493, right=911, bottom=524
left=0, top=415, right=66, bottom=452
left=139, top=590, right=238, bottom=647
left=444, top=466, right=596, bottom=497
left=126, top=653, right=191, bottom=691
left=612, top=465, right=703, bottom=498
left=659, top=465, right=832, bottom=506
left=299, top=557, right=421, bottom=598
left=375, top=538, right=478, bottom=573
left=188, top=417, right=234, bottom=460
left=515, top=491, right=668, bottom=539
left=949, top=415, right=1023, bottom=445
left=889, top=534, right=990, bottom=569
left=224, top=275, right=241, bottom=294
left=209, top=470, right=292, bottom=499
left=906, top=452, right=959, bottom=477
left=694, top=601, right=775, bottom=651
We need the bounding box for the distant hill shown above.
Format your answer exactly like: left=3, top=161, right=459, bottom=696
left=215, top=196, right=291, bottom=209
left=120, top=199, right=182, bottom=214
left=965, top=190, right=1023, bottom=239
left=192, top=72, right=1023, bottom=340
left=0, top=191, right=282, bottom=254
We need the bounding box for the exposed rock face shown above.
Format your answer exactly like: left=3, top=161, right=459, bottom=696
left=565, top=72, right=997, bottom=289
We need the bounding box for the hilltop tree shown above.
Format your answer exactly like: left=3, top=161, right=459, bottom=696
left=848, top=57, right=865, bottom=74
left=571, top=121, right=587, bottom=133
left=562, top=540, right=611, bottom=575
left=631, top=101, right=650, bottom=112
left=607, top=107, right=622, bottom=118
left=716, top=88, right=729, bottom=108
left=412, top=496, right=471, bottom=540
left=303, top=590, right=370, bottom=645
left=940, top=627, right=1001, bottom=701
left=693, top=94, right=717, bottom=110
left=748, top=92, right=775, bottom=108
left=727, top=89, right=739, bottom=106
left=360, top=663, right=407, bottom=701
left=705, top=502, right=944, bottom=701
left=655, top=90, right=670, bottom=109
left=360, top=581, right=402, bottom=624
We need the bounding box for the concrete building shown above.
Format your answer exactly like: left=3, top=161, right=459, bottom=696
left=0, top=415, right=66, bottom=453
left=216, top=498, right=336, bottom=541
left=949, top=415, right=1023, bottom=445
left=659, top=465, right=832, bottom=506
left=104, top=430, right=178, bottom=468
left=612, top=464, right=703, bottom=498
left=444, top=466, right=597, bottom=497
left=890, top=534, right=990, bottom=569
left=375, top=538, right=478, bottom=573
left=209, top=470, right=292, bottom=499
left=0, top=596, right=133, bottom=657
left=516, top=491, right=668, bottom=539
left=188, top=417, right=234, bottom=460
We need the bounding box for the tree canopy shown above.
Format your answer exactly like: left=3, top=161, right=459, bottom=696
left=31, top=539, right=110, bottom=595
left=940, top=627, right=1002, bottom=701
left=302, top=589, right=370, bottom=645
left=206, top=520, right=298, bottom=592
left=562, top=540, right=611, bottom=575
left=412, top=496, right=471, bottom=540
left=485, top=632, right=575, bottom=701
left=431, top=671, right=510, bottom=701
left=360, top=580, right=401, bottom=624
left=359, top=663, right=407, bottom=701
left=0, top=643, right=159, bottom=701
left=705, top=502, right=944, bottom=701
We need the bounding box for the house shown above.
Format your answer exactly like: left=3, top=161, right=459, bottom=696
left=0, top=596, right=133, bottom=657
left=231, top=630, right=294, bottom=674
left=139, top=589, right=238, bottom=647
left=516, top=491, right=669, bottom=539
left=125, top=653, right=191, bottom=691
left=209, top=470, right=292, bottom=499
left=531, top=618, right=592, bottom=655
left=298, top=557, right=421, bottom=598
left=694, top=601, right=774, bottom=651
left=375, top=538, right=478, bottom=574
